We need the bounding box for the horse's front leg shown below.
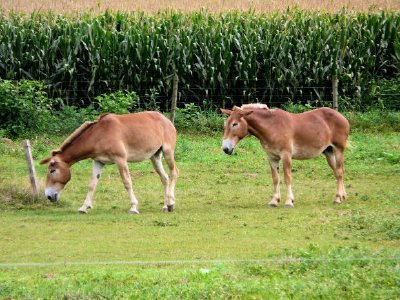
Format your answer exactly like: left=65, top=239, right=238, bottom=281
left=116, top=158, right=139, bottom=214
left=79, top=160, right=104, bottom=213
left=282, top=152, right=295, bottom=208
left=268, top=158, right=281, bottom=208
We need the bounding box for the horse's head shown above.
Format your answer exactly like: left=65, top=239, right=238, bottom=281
left=220, top=106, right=253, bottom=155
left=40, top=151, right=71, bottom=202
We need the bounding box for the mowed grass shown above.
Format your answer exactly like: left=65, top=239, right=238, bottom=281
left=0, top=131, right=399, bottom=298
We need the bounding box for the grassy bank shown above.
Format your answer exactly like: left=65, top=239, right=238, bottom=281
left=0, top=129, right=399, bottom=298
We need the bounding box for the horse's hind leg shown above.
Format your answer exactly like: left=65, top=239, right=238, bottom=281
left=162, top=146, right=179, bottom=212
left=267, top=158, right=281, bottom=208
left=333, top=148, right=346, bottom=203
left=324, top=147, right=346, bottom=204
left=282, top=153, right=295, bottom=208
left=150, top=150, right=170, bottom=212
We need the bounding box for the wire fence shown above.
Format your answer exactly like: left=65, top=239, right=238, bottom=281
left=5, top=77, right=400, bottom=111
left=1, top=257, right=399, bottom=268
left=35, top=78, right=400, bottom=111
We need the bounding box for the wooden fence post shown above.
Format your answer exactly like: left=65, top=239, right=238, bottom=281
left=332, top=75, right=339, bottom=111
left=22, top=140, right=38, bottom=199
left=170, top=74, right=178, bottom=124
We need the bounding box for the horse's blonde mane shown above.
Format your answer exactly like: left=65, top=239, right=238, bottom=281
left=51, top=114, right=109, bottom=155
left=240, top=103, right=269, bottom=110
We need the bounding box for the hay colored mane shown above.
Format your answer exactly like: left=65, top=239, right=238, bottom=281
left=240, top=103, right=269, bottom=110
left=51, top=114, right=109, bottom=155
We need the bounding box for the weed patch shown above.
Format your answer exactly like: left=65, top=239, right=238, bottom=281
left=340, top=209, right=400, bottom=241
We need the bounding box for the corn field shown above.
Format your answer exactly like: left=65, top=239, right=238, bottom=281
left=1, top=0, right=400, bottom=14
left=0, top=10, right=399, bottom=109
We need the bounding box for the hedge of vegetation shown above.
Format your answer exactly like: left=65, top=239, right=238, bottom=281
left=1, top=79, right=399, bottom=138
left=0, top=10, right=399, bottom=109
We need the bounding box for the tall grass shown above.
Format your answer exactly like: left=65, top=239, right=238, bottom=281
left=0, top=10, right=399, bottom=109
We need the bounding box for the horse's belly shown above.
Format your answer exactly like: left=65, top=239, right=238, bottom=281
left=94, top=149, right=156, bottom=164
left=126, top=150, right=155, bottom=162
left=124, top=138, right=163, bottom=162
left=94, top=155, right=114, bottom=164
left=292, top=145, right=325, bottom=160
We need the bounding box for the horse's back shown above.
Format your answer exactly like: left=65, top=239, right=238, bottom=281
left=314, top=107, right=349, bottom=126
left=314, top=108, right=350, bottom=144
left=292, top=108, right=349, bottom=132
left=272, top=108, right=348, bottom=157
left=94, top=112, right=176, bottom=161
left=292, top=108, right=349, bottom=149
left=100, top=112, right=176, bottom=138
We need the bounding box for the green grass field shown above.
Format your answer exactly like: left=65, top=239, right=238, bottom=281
left=0, top=131, right=399, bottom=298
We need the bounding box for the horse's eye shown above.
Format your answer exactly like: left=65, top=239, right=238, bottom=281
left=50, top=169, right=56, bottom=174
left=232, top=122, right=238, bottom=128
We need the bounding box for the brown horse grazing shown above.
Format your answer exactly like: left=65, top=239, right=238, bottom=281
left=221, top=104, right=350, bottom=208
left=40, top=112, right=179, bottom=214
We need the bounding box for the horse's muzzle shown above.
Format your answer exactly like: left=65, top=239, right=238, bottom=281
left=223, top=147, right=233, bottom=155
left=45, top=188, right=59, bottom=202
left=222, top=139, right=235, bottom=155
left=47, top=193, right=58, bottom=202
left=47, top=194, right=58, bottom=202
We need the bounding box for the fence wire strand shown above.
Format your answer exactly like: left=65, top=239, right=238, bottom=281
left=0, top=257, right=399, bottom=268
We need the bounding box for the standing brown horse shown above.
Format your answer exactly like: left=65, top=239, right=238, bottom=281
left=221, top=104, right=350, bottom=208
left=40, top=112, right=179, bottom=214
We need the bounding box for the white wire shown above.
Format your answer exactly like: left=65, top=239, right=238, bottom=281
left=0, top=257, right=399, bottom=268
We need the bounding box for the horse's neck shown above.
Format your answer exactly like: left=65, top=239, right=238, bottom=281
left=246, top=111, right=274, bottom=142
left=59, top=131, right=95, bottom=165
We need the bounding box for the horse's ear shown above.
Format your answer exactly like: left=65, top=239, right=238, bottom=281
left=239, top=110, right=253, bottom=117
left=220, top=108, right=233, bottom=116
left=40, top=157, right=51, bottom=165
left=51, top=149, right=62, bottom=156
left=243, top=110, right=253, bottom=116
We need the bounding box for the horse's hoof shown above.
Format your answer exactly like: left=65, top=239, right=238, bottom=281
left=161, top=207, right=168, bottom=212
left=333, top=200, right=342, bottom=205
left=167, top=204, right=175, bottom=212
left=78, top=209, right=88, bottom=214
left=129, top=209, right=139, bottom=214
left=268, top=203, right=278, bottom=208
left=284, top=203, right=294, bottom=208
